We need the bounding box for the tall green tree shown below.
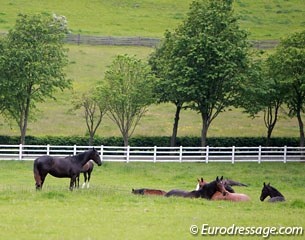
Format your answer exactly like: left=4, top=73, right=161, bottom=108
left=268, top=30, right=305, bottom=147
left=149, top=31, right=189, bottom=147
left=0, top=13, right=70, bottom=144
left=98, top=54, right=156, bottom=146
left=151, top=0, right=251, bottom=147
left=239, top=59, right=285, bottom=146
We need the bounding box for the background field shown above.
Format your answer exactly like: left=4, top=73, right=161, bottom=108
left=0, top=0, right=305, bottom=39
left=0, top=0, right=304, bottom=139
left=0, top=160, right=304, bottom=239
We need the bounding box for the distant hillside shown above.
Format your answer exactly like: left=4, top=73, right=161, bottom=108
left=0, top=0, right=304, bottom=39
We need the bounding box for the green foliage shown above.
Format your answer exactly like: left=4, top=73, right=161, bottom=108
left=0, top=135, right=300, bottom=147
left=150, top=0, right=252, bottom=147
left=268, top=30, right=305, bottom=146
left=99, top=54, right=156, bottom=146
left=0, top=13, right=71, bottom=144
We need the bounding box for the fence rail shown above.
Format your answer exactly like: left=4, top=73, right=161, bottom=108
left=0, top=32, right=279, bottom=49
left=0, top=145, right=304, bottom=163
left=64, top=34, right=278, bottom=49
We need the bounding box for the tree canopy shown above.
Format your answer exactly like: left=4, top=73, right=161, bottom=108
left=98, top=54, right=156, bottom=146
left=150, top=0, right=251, bottom=147
left=0, top=13, right=71, bottom=144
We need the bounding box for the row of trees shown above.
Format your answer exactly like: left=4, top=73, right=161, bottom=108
left=1, top=1, right=305, bottom=147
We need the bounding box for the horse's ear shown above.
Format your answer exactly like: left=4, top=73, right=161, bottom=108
left=263, top=182, right=266, bottom=186
left=216, top=176, right=219, bottom=181
left=201, top=177, right=203, bottom=182
left=268, top=183, right=270, bottom=186
left=220, top=176, right=223, bottom=181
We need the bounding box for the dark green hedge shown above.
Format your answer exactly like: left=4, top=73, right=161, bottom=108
left=0, top=135, right=300, bottom=147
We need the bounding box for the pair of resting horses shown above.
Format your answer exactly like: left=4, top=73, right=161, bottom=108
left=132, top=178, right=286, bottom=202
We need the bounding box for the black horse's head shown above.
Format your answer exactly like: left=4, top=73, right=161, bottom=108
left=90, top=148, right=102, bottom=166
left=260, top=182, right=271, bottom=201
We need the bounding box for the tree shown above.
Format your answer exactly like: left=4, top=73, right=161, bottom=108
left=151, top=0, right=251, bottom=147
left=72, top=91, right=108, bottom=146
left=149, top=31, right=190, bottom=147
left=239, top=59, right=285, bottom=146
left=98, top=54, right=156, bottom=146
left=0, top=13, right=70, bottom=144
left=268, top=30, right=305, bottom=147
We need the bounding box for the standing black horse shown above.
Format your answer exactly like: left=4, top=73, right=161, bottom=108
left=76, top=160, right=94, bottom=189
left=165, top=176, right=226, bottom=199
left=33, top=148, right=102, bottom=190
left=260, top=182, right=285, bottom=202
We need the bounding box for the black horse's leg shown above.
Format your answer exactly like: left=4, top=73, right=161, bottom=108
left=70, top=176, right=77, bottom=191
left=37, top=173, right=47, bottom=190
left=82, top=173, right=88, bottom=188
left=87, top=171, right=91, bottom=188
left=76, top=174, right=80, bottom=188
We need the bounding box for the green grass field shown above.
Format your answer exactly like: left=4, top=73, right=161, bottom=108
left=0, top=160, right=304, bottom=239
left=0, top=0, right=304, bottom=39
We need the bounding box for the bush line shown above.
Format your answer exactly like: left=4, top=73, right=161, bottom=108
left=0, top=135, right=300, bottom=147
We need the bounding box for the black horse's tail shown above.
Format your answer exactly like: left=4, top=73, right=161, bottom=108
left=33, top=159, right=42, bottom=190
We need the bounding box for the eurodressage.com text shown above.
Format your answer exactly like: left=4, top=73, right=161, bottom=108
left=189, top=224, right=304, bottom=238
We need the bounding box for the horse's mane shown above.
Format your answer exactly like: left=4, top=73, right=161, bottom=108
left=199, top=180, right=218, bottom=199
left=268, top=185, right=284, bottom=197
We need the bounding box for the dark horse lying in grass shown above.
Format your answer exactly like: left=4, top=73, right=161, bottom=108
left=33, top=148, right=102, bottom=190
left=165, top=176, right=226, bottom=199
left=260, top=182, right=285, bottom=202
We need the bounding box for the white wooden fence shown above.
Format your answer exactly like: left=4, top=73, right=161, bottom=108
left=0, top=144, right=304, bottom=163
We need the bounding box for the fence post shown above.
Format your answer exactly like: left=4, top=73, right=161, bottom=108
left=179, top=146, right=183, bottom=163
left=205, top=146, right=209, bottom=163
left=231, top=146, right=235, bottom=164
left=73, top=145, right=77, bottom=155
left=283, top=145, right=287, bottom=163
left=153, top=146, right=157, bottom=163
left=100, top=145, right=104, bottom=162
left=126, top=145, right=130, bottom=163
left=19, top=144, right=23, bottom=160
left=47, top=144, right=50, bottom=155
left=258, top=145, right=261, bottom=164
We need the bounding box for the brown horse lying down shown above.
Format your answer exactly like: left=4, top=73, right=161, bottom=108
left=132, top=188, right=167, bottom=196
left=197, top=178, right=250, bottom=202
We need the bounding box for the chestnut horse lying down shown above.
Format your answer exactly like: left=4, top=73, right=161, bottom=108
left=196, top=178, right=250, bottom=202
left=132, top=188, right=167, bottom=196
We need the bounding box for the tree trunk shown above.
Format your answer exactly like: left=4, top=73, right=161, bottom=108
left=170, top=103, right=182, bottom=147
left=89, top=134, right=94, bottom=146
left=123, top=134, right=129, bottom=147
left=19, top=98, right=31, bottom=145
left=296, top=111, right=305, bottom=148
left=200, top=112, right=210, bottom=147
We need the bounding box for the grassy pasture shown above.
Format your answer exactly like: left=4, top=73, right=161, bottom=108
left=0, top=160, right=304, bottom=239
left=0, top=0, right=304, bottom=39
